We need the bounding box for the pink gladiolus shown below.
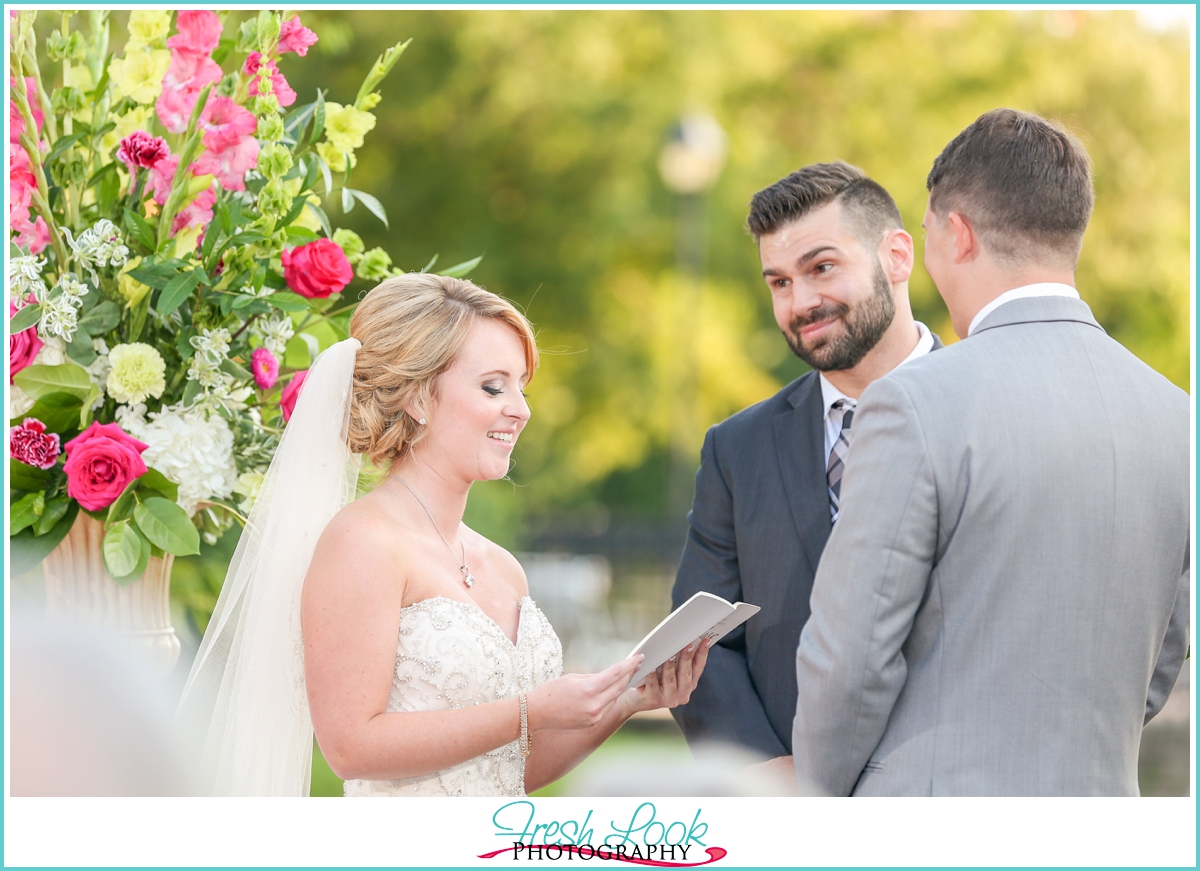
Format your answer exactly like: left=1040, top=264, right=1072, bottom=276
left=193, top=135, right=259, bottom=192
left=9, top=149, right=48, bottom=254
left=243, top=52, right=296, bottom=108
left=251, top=348, right=280, bottom=390
left=199, top=96, right=257, bottom=151
left=172, top=186, right=217, bottom=234
left=156, top=50, right=223, bottom=133
left=9, top=300, right=43, bottom=383
left=280, top=370, right=307, bottom=422
left=15, top=216, right=50, bottom=254
left=278, top=16, right=318, bottom=56
left=117, top=130, right=170, bottom=171
left=9, top=76, right=43, bottom=145
left=165, top=10, right=223, bottom=55
left=10, top=419, right=61, bottom=470
left=149, top=154, right=180, bottom=205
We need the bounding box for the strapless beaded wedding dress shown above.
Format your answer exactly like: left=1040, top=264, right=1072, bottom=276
left=343, top=595, right=563, bottom=797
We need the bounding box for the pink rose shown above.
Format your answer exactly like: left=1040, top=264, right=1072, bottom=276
left=10, top=300, right=43, bottom=382
left=280, top=239, right=354, bottom=299
left=165, top=11, right=223, bottom=55
left=117, top=130, right=170, bottom=171
left=10, top=419, right=61, bottom=470
left=280, top=370, right=307, bottom=422
left=9, top=76, right=43, bottom=145
left=251, top=348, right=280, bottom=390
left=63, top=422, right=149, bottom=511
left=243, top=52, right=296, bottom=108
left=278, top=16, right=318, bottom=56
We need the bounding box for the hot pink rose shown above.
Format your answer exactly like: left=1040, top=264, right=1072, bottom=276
left=251, top=347, right=279, bottom=390
left=165, top=11, right=223, bottom=55
left=63, top=422, right=149, bottom=511
left=243, top=52, right=296, bottom=108
left=9, top=76, right=43, bottom=145
left=280, top=239, right=354, bottom=299
left=10, top=419, right=61, bottom=470
left=280, top=370, right=307, bottom=422
left=278, top=16, right=318, bottom=56
left=117, top=130, right=170, bottom=171
left=10, top=300, right=43, bottom=383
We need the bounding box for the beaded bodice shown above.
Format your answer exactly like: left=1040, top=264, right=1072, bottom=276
left=342, top=595, right=562, bottom=797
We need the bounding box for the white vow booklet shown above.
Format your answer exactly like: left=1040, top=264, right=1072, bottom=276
left=624, top=592, right=760, bottom=688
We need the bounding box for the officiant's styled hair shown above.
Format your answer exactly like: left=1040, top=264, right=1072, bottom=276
left=747, top=161, right=904, bottom=246
left=347, top=274, right=538, bottom=465
left=926, top=108, right=1094, bottom=268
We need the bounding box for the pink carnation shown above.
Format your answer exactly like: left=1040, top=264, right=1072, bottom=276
left=165, top=11, right=223, bottom=55
left=251, top=348, right=280, bottom=390
left=10, top=300, right=43, bottom=383
left=9, top=76, right=43, bottom=145
left=63, top=422, right=149, bottom=511
left=117, top=130, right=170, bottom=171
left=10, top=419, right=61, bottom=470
left=280, top=370, right=307, bottom=422
left=278, top=16, right=318, bottom=56
left=243, top=52, right=296, bottom=108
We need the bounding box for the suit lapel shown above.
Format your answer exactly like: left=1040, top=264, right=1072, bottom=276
left=773, top=374, right=832, bottom=578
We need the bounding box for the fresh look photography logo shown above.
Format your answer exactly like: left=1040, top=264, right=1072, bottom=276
left=479, top=801, right=728, bottom=865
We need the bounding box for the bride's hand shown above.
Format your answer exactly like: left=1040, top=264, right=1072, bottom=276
left=623, top=639, right=710, bottom=716
left=526, top=655, right=644, bottom=732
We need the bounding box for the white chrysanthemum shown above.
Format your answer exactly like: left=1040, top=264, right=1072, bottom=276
left=121, top=405, right=238, bottom=516
left=9, top=337, right=67, bottom=417
left=106, top=342, right=166, bottom=404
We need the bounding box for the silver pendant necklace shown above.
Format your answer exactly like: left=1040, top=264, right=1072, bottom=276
left=389, top=475, right=476, bottom=588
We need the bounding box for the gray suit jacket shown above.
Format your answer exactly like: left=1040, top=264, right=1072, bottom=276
left=792, top=296, right=1190, bottom=796
left=671, top=333, right=943, bottom=756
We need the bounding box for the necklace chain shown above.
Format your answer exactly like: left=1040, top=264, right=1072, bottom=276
left=389, top=475, right=476, bottom=588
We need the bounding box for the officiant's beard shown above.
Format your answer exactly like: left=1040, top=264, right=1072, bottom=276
left=784, top=261, right=895, bottom=372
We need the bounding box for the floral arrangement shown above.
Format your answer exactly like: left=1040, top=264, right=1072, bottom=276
left=9, top=11, right=479, bottom=581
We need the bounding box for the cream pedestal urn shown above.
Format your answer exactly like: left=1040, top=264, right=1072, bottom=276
left=42, top=513, right=181, bottom=676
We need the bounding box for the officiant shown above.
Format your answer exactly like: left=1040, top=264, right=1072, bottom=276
left=669, top=162, right=941, bottom=772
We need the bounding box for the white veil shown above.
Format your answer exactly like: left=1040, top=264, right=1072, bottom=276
left=177, top=338, right=361, bottom=795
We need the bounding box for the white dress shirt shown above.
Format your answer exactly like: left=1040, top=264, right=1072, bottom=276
left=967, top=282, right=1080, bottom=337
left=818, top=321, right=934, bottom=468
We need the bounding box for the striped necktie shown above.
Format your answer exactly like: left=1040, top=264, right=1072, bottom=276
left=826, top=399, right=856, bottom=522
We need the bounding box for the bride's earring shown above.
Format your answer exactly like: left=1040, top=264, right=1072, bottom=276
left=418, top=417, right=426, bottom=425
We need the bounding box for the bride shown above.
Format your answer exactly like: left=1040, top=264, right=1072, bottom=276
left=178, top=274, right=708, bottom=796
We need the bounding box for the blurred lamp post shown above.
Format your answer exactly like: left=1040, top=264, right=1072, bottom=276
left=658, top=113, right=727, bottom=525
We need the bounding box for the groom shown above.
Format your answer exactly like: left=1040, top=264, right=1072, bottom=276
left=670, top=162, right=940, bottom=765
left=792, top=109, right=1191, bottom=796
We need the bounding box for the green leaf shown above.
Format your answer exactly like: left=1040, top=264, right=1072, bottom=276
left=66, top=330, right=98, bottom=367
left=156, top=269, right=201, bottom=316
left=302, top=153, right=320, bottom=193
left=9, top=303, right=41, bottom=333
left=420, top=253, right=439, bottom=273
left=137, top=467, right=179, bottom=502
left=219, top=357, right=254, bottom=383
left=341, top=186, right=354, bottom=214
left=306, top=202, right=331, bottom=239
left=128, top=291, right=151, bottom=342
left=14, top=362, right=92, bottom=400
left=106, top=481, right=138, bottom=525
left=44, top=131, right=88, bottom=166
left=285, top=225, right=320, bottom=245
left=102, top=519, right=143, bottom=580
left=181, top=379, right=202, bottom=408
left=127, top=268, right=172, bottom=289
left=78, top=383, right=100, bottom=430
left=437, top=255, right=484, bottom=279
left=133, top=496, right=200, bottom=556
left=265, top=291, right=310, bottom=313
left=317, top=152, right=333, bottom=197
left=226, top=231, right=267, bottom=248
left=10, top=458, right=53, bottom=492
left=78, top=301, right=121, bottom=334
left=10, top=491, right=45, bottom=536
left=311, top=90, right=326, bottom=149
left=16, top=392, right=84, bottom=437
left=111, top=529, right=151, bottom=586
left=10, top=501, right=78, bottom=576
left=348, top=189, right=389, bottom=228
left=86, top=160, right=118, bottom=190
left=231, top=293, right=257, bottom=311
left=33, top=493, right=70, bottom=536
left=281, top=195, right=309, bottom=228
left=96, top=164, right=121, bottom=215
left=176, top=327, right=198, bottom=360
left=123, top=208, right=156, bottom=252
left=216, top=196, right=232, bottom=236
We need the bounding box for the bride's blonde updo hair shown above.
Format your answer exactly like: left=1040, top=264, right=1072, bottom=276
left=347, top=273, right=538, bottom=466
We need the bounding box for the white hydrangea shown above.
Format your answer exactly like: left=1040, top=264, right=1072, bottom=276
left=119, top=403, right=238, bottom=516
left=9, top=337, right=67, bottom=417
left=254, top=315, right=294, bottom=357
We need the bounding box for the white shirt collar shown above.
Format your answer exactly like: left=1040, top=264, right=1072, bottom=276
left=819, top=321, right=934, bottom=421
left=967, top=282, right=1080, bottom=337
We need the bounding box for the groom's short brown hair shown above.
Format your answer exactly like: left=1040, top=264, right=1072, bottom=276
left=926, top=108, right=1094, bottom=268
left=747, top=161, right=904, bottom=246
